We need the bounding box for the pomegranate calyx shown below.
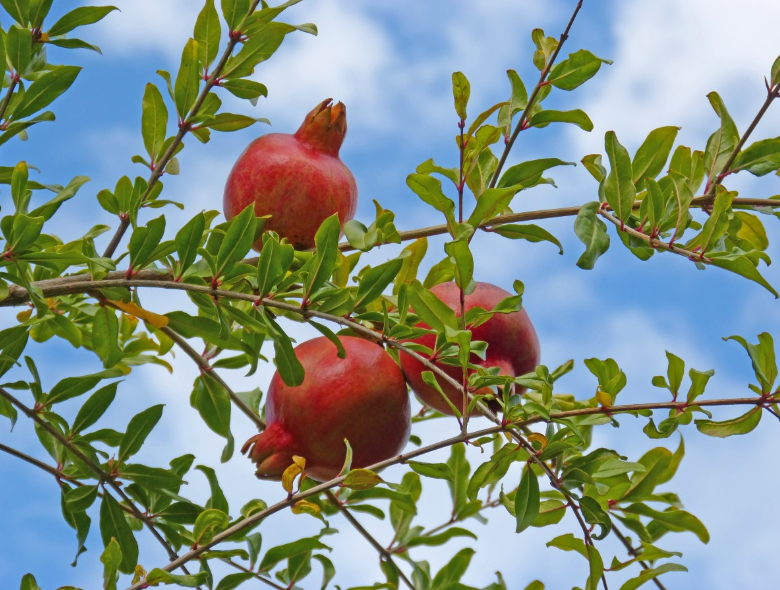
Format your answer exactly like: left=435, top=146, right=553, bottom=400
left=242, top=422, right=298, bottom=480
left=294, top=98, right=348, bottom=156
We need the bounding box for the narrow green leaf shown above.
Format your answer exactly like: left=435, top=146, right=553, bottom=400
left=221, top=0, right=250, bottom=30
left=708, top=253, right=778, bottom=298
left=492, top=223, right=563, bottom=253
left=497, top=158, right=575, bottom=189
left=121, top=464, right=183, bottom=491
left=1, top=0, right=29, bottom=24
left=696, top=406, right=762, bottom=438
left=515, top=465, right=540, bottom=533
left=632, top=126, right=680, bottom=190
left=141, top=84, right=168, bottom=162
left=407, top=461, right=455, bottom=482
left=146, top=569, right=210, bottom=588
left=100, top=538, right=121, bottom=590
left=452, top=71, right=470, bottom=119
left=574, top=201, right=610, bottom=269
left=48, top=6, right=118, bottom=37
left=406, top=173, right=456, bottom=228
left=304, top=214, right=340, bottom=299
left=99, top=494, right=139, bottom=574
left=444, top=239, right=474, bottom=292
left=70, top=382, right=118, bottom=435
left=195, top=0, right=221, bottom=68
left=222, top=22, right=288, bottom=78
left=619, top=563, right=687, bottom=590
left=191, top=374, right=232, bottom=439
left=256, top=235, right=294, bottom=297
left=529, top=109, right=593, bottom=131
left=13, top=66, right=82, bottom=120
left=175, top=213, right=206, bottom=278
left=174, top=38, right=200, bottom=117
left=258, top=538, right=331, bottom=573
left=604, top=131, right=636, bottom=223
left=216, top=204, right=257, bottom=277
left=549, top=49, right=611, bottom=90
left=118, top=404, right=164, bottom=463
left=354, top=258, right=404, bottom=309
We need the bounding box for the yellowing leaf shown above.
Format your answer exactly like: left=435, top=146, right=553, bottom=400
left=595, top=388, right=612, bottom=407
left=291, top=500, right=321, bottom=516
left=282, top=460, right=303, bottom=493
left=108, top=299, right=169, bottom=328
left=342, top=468, right=384, bottom=490
left=527, top=432, right=548, bottom=450
left=292, top=455, right=306, bottom=469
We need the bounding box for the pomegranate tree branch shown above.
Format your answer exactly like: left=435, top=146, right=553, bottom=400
left=324, top=490, right=415, bottom=590
left=0, top=387, right=198, bottom=579
left=611, top=524, right=669, bottom=590
left=0, top=441, right=281, bottom=590
left=121, top=393, right=777, bottom=589
left=599, top=209, right=703, bottom=260
left=488, top=0, right=585, bottom=189
left=0, top=74, right=20, bottom=123
left=2, top=197, right=779, bottom=309
left=704, top=77, right=780, bottom=200
left=158, top=324, right=266, bottom=430
left=101, top=0, right=263, bottom=258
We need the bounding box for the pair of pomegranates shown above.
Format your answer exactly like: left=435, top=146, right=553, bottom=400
left=224, top=101, right=540, bottom=482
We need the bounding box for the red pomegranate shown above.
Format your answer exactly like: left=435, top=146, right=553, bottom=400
left=223, top=98, right=358, bottom=251
left=242, top=336, right=411, bottom=482
left=400, top=281, right=540, bottom=415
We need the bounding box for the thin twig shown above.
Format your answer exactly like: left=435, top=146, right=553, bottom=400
left=159, top=325, right=265, bottom=430
left=488, top=0, right=585, bottom=189
left=0, top=75, right=20, bottom=123
left=611, top=524, right=669, bottom=590
left=0, top=387, right=199, bottom=581
left=704, top=79, right=780, bottom=199
left=599, top=209, right=703, bottom=260
left=101, top=0, right=264, bottom=258
left=2, top=196, right=779, bottom=308
left=325, top=490, right=415, bottom=590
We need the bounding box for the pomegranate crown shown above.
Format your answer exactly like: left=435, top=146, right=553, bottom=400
left=294, top=98, right=348, bottom=156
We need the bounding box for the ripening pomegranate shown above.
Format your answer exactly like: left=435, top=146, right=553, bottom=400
left=242, top=336, right=411, bottom=482
left=400, top=281, right=541, bottom=415
left=223, top=98, right=358, bottom=251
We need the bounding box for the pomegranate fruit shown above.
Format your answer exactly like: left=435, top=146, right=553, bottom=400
left=242, top=336, right=411, bottom=482
left=223, top=98, right=358, bottom=251
left=400, top=281, right=540, bottom=415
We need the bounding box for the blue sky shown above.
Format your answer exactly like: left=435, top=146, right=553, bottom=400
left=1, top=0, right=780, bottom=588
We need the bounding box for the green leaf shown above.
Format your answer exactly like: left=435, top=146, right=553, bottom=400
left=258, top=538, right=331, bottom=573
left=118, top=404, right=164, bottom=463
left=128, top=216, right=166, bottom=271
left=256, top=235, right=295, bottom=297
left=467, top=186, right=521, bottom=226
left=735, top=211, right=769, bottom=251
left=405, top=527, right=477, bottom=548
left=197, top=464, right=230, bottom=513
left=13, top=66, right=82, bottom=120
left=407, top=281, right=458, bottom=333
left=100, top=538, right=121, bottom=590
left=632, top=126, right=680, bottom=190
left=548, top=49, right=611, bottom=90
left=444, top=239, right=474, bottom=292
left=696, top=406, right=763, bottom=438
left=546, top=533, right=587, bottom=558
left=686, top=187, right=734, bottom=253
left=394, top=238, right=428, bottom=293
left=195, top=0, right=221, bottom=68
left=497, top=158, right=575, bottom=189
left=514, top=465, right=540, bottom=533
left=93, top=307, right=123, bottom=368
left=625, top=503, right=710, bottom=543
left=215, top=572, right=254, bottom=590
left=6, top=27, right=32, bottom=76
left=354, top=257, right=404, bottom=309
left=406, top=173, right=456, bottom=229
left=193, top=508, right=230, bottom=544
left=703, top=91, right=740, bottom=184
left=47, top=372, right=109, bottom=405
left=203, top=112, right=263, bottom=132
left=70, top=382, right=118, bottom=435
left=304, top=214, right=340, bottom=299
left=99, top=494, right=139, bottom=574
left=574, top=201, right=610, bottom=269
left=529, top=109, right=593, bottom=131
left=492, top=223, right=563, bottom=254
left=64, top=485, right=99, bottom=512
left=121, top=464, right=183, bottom=491
left=431, top=548, right=474, bottom=590
left=175, top=213, right=206, bottom=278
left=220, top=79, right=268, bottom=103
left=217, top=204, right=257, bottom=277
left=191, top=374, right=232, bottom=439
left=668, top=171, right=694, bottom=243
left=222, top=22, right=288, bottom=78
left=1, top=0, right=29, bottom=25
left=221, top=0, right=250, bottom=30
left=146, top=569, right=210, bottom=588
left=174, top=38, right=200, bottom=117
left=46, top=37, right=103, bottom=53
left=141, top=84, right=168, bottom=162
left=586, top=545, right=604, bottom=590
left=452, top=71, right=470, bottom=119
left=708, top=253, right=778, bottom=298
left=407, top=461, right=455, bottom=482
left=619, top=563, right=687, bottom=590
left=47, top=6, right=118, bottom=37
left=343, top=468, right=384, bottom=490
left=604, top=131, right=636, bottom=223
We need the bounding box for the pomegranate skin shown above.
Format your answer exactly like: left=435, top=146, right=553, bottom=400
left=223, top=99, right=358, bottom=251
left=400, top=281, right=541, bottom=415
left=242, top=336, right=411, bottom=482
